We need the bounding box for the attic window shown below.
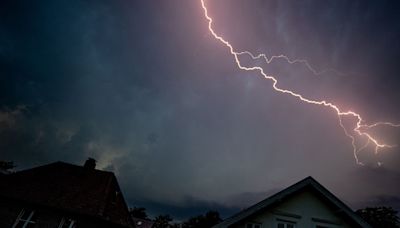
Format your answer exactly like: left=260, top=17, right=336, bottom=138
left=12, top=209, right=36, bottom=228
left=246, top=222, right=262, bottom=228
left=277, top=222, right=295, bottom=228
left=58, top=218, right=76, bottom=228
left=276, top=219, right=296, bottom=228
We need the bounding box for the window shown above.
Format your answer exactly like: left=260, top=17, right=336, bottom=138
left=276, top=220, right=296, bottom=228
left=312, top=217, right=342, bottom=227
left=246, top=222, right=262, bottom=228
left=58, top=218, right=76, bottom=228
left=12, top=209, right=36, bottom=228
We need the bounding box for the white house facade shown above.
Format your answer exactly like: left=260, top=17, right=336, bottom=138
left=213, top=177, right=371, bottom=228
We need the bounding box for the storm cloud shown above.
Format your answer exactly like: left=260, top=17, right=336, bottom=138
left=1, top=0, right=400, bottom=219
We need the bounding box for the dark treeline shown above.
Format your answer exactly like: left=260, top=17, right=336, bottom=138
left=356, top=206, right=400, bottom=228
left=129, top=207, right=222, bottom=228
left=130, top=205, right=400, bottom=228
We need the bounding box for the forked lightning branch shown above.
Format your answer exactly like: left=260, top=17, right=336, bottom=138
left=200, top=0, right=400, bottom=165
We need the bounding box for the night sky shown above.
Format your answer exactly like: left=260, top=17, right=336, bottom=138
left=1, top=0, right=400, bottom=220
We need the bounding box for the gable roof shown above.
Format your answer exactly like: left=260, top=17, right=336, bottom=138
left=213, top=176, right=371, bottom=228
left=0, top=161, right=133, bottom=227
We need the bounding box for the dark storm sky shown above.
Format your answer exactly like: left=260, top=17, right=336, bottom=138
left=1, top=0, right=400, bottom=219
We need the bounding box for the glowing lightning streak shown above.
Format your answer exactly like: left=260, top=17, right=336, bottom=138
left=200, top=0, right=400, bottom=165
left=361, top=122, right=400, bottom=129
left=236, top=51, right=348, bottom=76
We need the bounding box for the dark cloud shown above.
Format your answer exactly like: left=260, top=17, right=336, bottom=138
left=368, top=196, right=400, bottom=211
left=1, top=0, right=400, bottom=219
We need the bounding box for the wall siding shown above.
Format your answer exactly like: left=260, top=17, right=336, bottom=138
left=233, top=190, right=353, bottom=228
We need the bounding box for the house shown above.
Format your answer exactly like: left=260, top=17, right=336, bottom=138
left=213, top=177, right=371, bottom=228
left=0, top=158, right=134, bottom=228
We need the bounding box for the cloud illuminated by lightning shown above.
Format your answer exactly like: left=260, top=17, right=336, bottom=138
left=200, top=0, right=400, bottom=165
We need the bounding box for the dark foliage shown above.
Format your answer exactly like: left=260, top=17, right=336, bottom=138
left=129, top=207, right=148, bottom=219
left=153, top=214, right=174, bottom=228
left=356, top=206, right=400, bottom=228
left=182, top=210, right=222, bottom=228
left=0, top=160, right=15, bottom=173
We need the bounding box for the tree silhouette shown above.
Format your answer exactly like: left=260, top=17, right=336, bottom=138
left=129, top=207, right=148, bottom=219
left=356, top=206, right=400, bottom=228
left=0, top=160, right=15, bottom=174
left=182, top=210, right=222, bottom=228
left=153, top=214, right=174, bottom=228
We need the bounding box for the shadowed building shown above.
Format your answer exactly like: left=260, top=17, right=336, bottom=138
left=0, top=158, right=134, bottom=228
left=213, top=177, right=371, bottom=228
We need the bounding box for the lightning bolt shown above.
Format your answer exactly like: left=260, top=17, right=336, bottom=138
left=236, top=51, right=350, bottom=77
left=200, top=0, right=400, bottom=165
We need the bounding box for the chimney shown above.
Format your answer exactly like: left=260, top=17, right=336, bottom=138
left=84, top=158, right=96, bottom=170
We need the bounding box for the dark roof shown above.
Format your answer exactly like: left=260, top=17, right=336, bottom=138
left=0, top=161, right=133, bottom=227
left=213, top=176, right=371, bottom=228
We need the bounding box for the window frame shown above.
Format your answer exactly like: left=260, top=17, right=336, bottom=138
left=58, top=217, right=76, bottom=228
left=245, top=222, right=262, bottom=228
left=12, top=209, right=36, bottom=228
left=275, top=218, right=296, bottom=228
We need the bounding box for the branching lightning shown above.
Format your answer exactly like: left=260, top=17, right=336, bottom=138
left=200, top=0, right=400, bottom=165
left=236, top=51, right=349, bottom=76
